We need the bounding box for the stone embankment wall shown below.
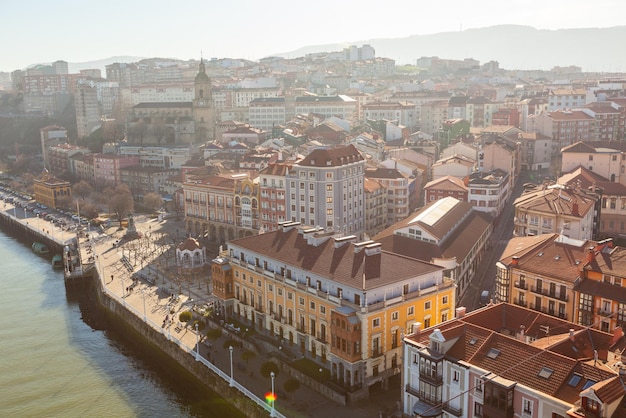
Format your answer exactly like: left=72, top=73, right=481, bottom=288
left=91, top=277, right=268, bottom=418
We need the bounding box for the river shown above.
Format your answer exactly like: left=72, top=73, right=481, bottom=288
left=0, top=230, right=243, bottom=418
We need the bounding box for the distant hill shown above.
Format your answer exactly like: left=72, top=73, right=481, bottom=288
left=272, top=25, right=626, bottom=72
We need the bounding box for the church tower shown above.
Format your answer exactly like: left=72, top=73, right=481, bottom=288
left=193, top=58, right=216, bottom=143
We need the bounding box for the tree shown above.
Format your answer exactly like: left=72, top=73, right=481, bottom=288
left=260, top=361, right=279, bottom=378
left=72, top=180, right=93, bottom=200
left=108, top=184, right=134, bottom=228
left=143, top=192, right=163, bottom=213
left=179, top=310, right=192, bottom=323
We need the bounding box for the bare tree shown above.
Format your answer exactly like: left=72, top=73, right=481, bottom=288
left=108, top=184, right=134, bottom=228
left=143, top=192, right=163, bottom=213
left=72, top=180, right=93, bottom=200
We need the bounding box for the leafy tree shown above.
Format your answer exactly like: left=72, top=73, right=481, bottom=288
left=260, top=361, right=279, bottom=378
left=284, top=378, right=300, bottom=393
left=179, top=310, right=192, bottom=323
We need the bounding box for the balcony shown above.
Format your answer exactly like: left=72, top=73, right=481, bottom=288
left=513, top=298, right=527, bottom=307
left=514, top=281, right=528, bottom=290
left=405, top=384, right=419, bottom=397
left=598, top=308, right=613, bottom=317
left=443, top=402, right=463, bottom=417
left=316, top=333, right=327, bottom=344
left=371, top=349, right=383, bottom=358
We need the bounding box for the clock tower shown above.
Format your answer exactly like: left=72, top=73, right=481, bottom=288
left=193, top=58, right=216, bottom=142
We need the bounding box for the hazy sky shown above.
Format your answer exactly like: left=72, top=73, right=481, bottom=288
left=2, top=0, right=625, bottom=72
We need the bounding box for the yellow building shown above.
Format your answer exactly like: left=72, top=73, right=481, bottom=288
left=216, top=221, right=456, bottom=399
left=33, top=169, right=71, bottom=209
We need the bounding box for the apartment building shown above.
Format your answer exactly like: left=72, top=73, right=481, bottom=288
left=403, top=302, right=626, bottom=418
left=286, top=145, right=365, bottom=237
left=548, top=88, right=588, bottom=111
left=183, top=173, right=260, bottom=243
left=561, top=141, right=626, bottom=186
left=215, top=222, right=455, bottom=398
left=467, top=169, right=510, bottom=218
left=365, top=167, right=411, bottom=227
left=364, top=178, right=386, bottom=238
left=248, top=97, right=286, bottom=131
left=558, top=165, right=626, bottom=239
left=294, top=95, right=358, bottom=124
left=527, top=110, right=595, bottom=152
left=362, top=101, right=418, bottom=129
left=513, top=183, right=599, bottom=241
left=424, top=175, right=468, bottom=204
left=258, top=162, right=290, bottom=233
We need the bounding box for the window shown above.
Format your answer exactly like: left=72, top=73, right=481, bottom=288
left=299, top=297, right=304, bottom=305
left=372, top=318, right=380, bottom=328
left=320, top=305, right=326, bottom=315
left=523, top=398, right=533, bottom=416
left=474, top=377, right=483, bottom=394
left=407, top=306, right=414, bottom=316
left=391, top=311, right=398, bottom=321
left=424, top=301, right=431, bottom=310
left=474, top=402, right=483, bottom=417
left=287, top=292, right=293, bottom=300
left=453, top=370, right=460, bottom=382
left=310, top=301, right=316, bottom=310
left=442, top=296, right=448, bottom=305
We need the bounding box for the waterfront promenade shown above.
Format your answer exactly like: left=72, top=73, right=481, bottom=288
left=1, top=202, right=402, bottom=418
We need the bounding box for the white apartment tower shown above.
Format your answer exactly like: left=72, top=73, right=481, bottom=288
left=286, top=144, right=365, bottom=238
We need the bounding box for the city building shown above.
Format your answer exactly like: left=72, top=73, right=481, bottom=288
left=365, top=167, right=411, bottom=227
left=467, top=169, right=511, bottom=218
left=374, top=197, right=492, bottom=301
left=548, top=88, right=588, bottom=111
left=215, top=222, right=455, bottom=398
left=431, top=155, right=476, bottom=181
left=362, top=101, right=418, bottom=129
left=33, top=169, right=71, bottom=209
left=363, top=177, right=386, bottom=238
left=559, top=166, right=626, bottom=239
left=403, top=302, right=626, bottom=418
left=286, top=144, right=365, bottom=237
left=423, top=175, right=468, bottom=204
left=513, top=183, right=600, bottom=241
left=248, top=97, right=286, bottom=131
left=258, top=162, right=290, bottom=233
left=561, top=141, right=626, bottom=186
left=527, top=110, right=596, bottom=153
left=75, top=85, right=101, bottom=138
left=295, top=95, right=358, bottom=124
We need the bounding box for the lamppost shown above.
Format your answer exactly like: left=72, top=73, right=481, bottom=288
left=121, top=275, right=126, bottom=306
left=229, top=345, right=234, bottom=386
left=195, top=323, right=200, bottom=361
left=270, top=371, right=276, bottom=417
left=141, top=288, right=147, bottom=322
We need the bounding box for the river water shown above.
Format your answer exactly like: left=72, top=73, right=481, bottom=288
left=0, top=230, right=243, bottom=418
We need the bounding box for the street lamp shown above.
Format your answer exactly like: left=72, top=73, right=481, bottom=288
left=195, top=323, right=200, bottom=361
left=229, top=345, right=234, bottom=386
left=121, top=275, right=126, bottom=306
left=141, top=288, right=147, bottom=322
left=270, top=371, right=276, bottom=417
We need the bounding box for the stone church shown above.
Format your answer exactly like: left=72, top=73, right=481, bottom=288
left=125, top=60, right=216, bottom=145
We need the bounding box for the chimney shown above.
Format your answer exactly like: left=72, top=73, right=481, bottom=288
left=569, top=329, right=575, bottom=340
left=455, top=307, right=466, bottom=318
left=585, top=246, right=595, bottom=266
left=364, top=242, right=382, bottom=256
left=511, top=256, right=520, bottom=266
left=519, top=325, right=525, bottom=341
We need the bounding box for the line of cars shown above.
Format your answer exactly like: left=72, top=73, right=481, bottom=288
left=1, top=185, right=90, bottom=231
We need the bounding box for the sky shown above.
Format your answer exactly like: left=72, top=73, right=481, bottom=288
left=2, top=0, right=626, bottom=72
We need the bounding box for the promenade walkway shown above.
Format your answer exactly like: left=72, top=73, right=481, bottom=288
left=3, top=203, right=402, bottom=418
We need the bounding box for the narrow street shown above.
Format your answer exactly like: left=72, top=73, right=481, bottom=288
left=460, top=170, right=529, bottom=311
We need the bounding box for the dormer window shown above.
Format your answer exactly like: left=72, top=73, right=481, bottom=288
left=582, top=397, right=600, bottom=415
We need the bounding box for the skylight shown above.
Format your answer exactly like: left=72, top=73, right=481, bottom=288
left=582, top=379, right=597, bottom=390
left=538, top=367, right=554, bottom=379
left=486, top=348, right=500, bottom=359
left=568, top=374, right=582, bottom=387
left=469, top=338, right=477, bottom=345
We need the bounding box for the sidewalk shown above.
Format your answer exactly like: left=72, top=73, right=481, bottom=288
left=93, top=215, right=403, bottom=418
